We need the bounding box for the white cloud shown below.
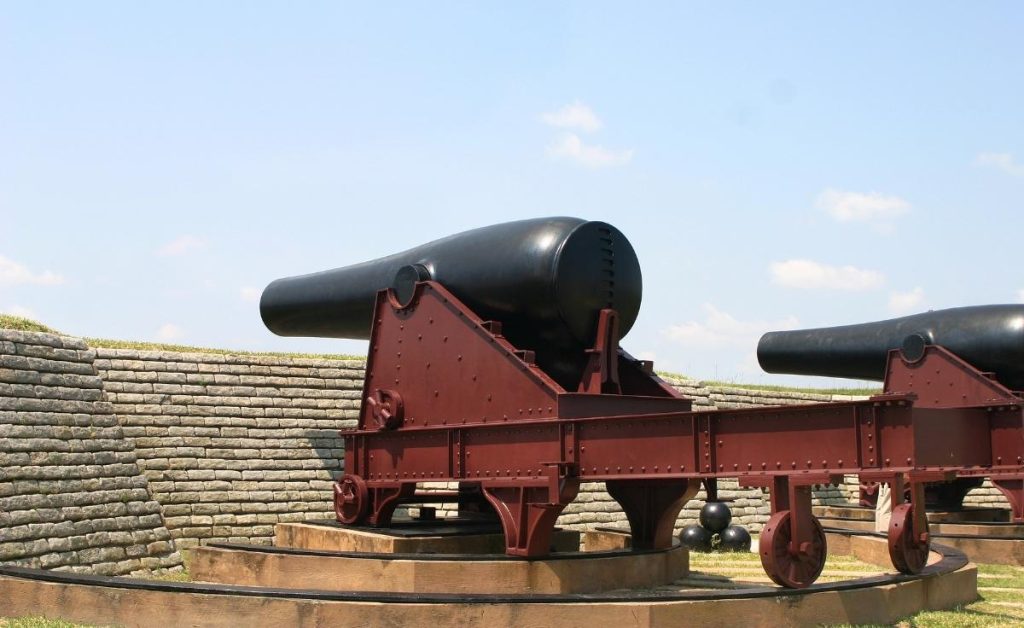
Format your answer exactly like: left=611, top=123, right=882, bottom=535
left=157, top=235, right=206, bottom=257
left=816, top=188, right=910, bottom=227
left=976, top=152, right=1024, bottom=177
left=540, top=102, right=602, bottom=132
left=0, top=305, right=37, bottom=319
left=239, top=287, right=261, bottom=302
left=546, top=133, right=633, bottom=168
left=770, top=259, right=885, bottom=291
left=664, top=303, right=800, bottom=349
left=1017, top=289, right=1024, bottom=303
left=0, top=255, right=65, bottom=286
left=155, top=323, right=184, bottom=342
left=888, top=287, right=925, bottom=314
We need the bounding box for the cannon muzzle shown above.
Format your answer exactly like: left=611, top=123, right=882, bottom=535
left=758, top=305, right=1024, bottom=389
left=261, top=217, right=642, bottom=388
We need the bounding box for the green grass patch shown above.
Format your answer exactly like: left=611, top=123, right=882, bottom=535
left=700, top=380, right=881, bottom=396
left=972, top=588, right=1024, bottom=604
left=83, top=337, right=363, bottom=361
left=145, top=568, right=190, bottom=583
left=974, top=564, right=1024, bottom=577
left=977, top=574, right=1024, bottom=589
left=141, top=551, right=191, bottom=582
left=656, top=368, right=881, bottom=395
left=0, top=618, right=107, bottom=628
left=0, top=315, right=56, bottom=334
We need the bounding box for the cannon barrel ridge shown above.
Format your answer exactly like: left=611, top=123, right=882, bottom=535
left=757, top=304, right=1024, bottom=389
left=261, top=217, right=642, bottom=387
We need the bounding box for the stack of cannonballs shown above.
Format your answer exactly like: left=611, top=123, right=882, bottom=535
left=680, top=501, right=752, bottom=552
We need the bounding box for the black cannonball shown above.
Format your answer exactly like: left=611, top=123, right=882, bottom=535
left=699, top=501, right=732, bottom=533
left=680, top=524, right=713, bottom=551
left=719, top=525, right=752, bottom=552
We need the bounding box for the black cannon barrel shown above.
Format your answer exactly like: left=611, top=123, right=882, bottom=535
left=261, top=217, right=642, bottom=388
left=758, top=304, right=1024, bottom=389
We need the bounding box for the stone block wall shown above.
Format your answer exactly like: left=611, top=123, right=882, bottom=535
left=0, top=330, right=182, bottom=575
left=93, top=349, right=362, bottom=549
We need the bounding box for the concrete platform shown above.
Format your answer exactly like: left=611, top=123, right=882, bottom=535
left=815, top=504, right=1011, bottom=523
left=275, top=519, right=581, bottom=554
left=190, top=541, right=688, bottom=594
left=0, top=547, right=975, bottom=628
left=0, top=532, right=978, bottom=628
left=818, top=509, right=1024, bottom=566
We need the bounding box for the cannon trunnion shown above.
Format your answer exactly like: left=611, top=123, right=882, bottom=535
left=263, top=218, right=1024, bottom=589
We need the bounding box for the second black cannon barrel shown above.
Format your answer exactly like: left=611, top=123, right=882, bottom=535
left=757, top=304, right=1024, bottom=390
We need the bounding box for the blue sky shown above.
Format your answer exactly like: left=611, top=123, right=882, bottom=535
left=2, top=3, right=1023, bottom=387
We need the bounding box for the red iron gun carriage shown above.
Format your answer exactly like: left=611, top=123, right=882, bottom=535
left=261, top=217, right=1024, bottom=588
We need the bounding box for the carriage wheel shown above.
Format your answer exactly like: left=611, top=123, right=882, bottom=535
left=759, top=509, right=827, bottom=588
left=888, top=502, right=930, bottom=574
left=334, top=474, right=369, bottom=524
